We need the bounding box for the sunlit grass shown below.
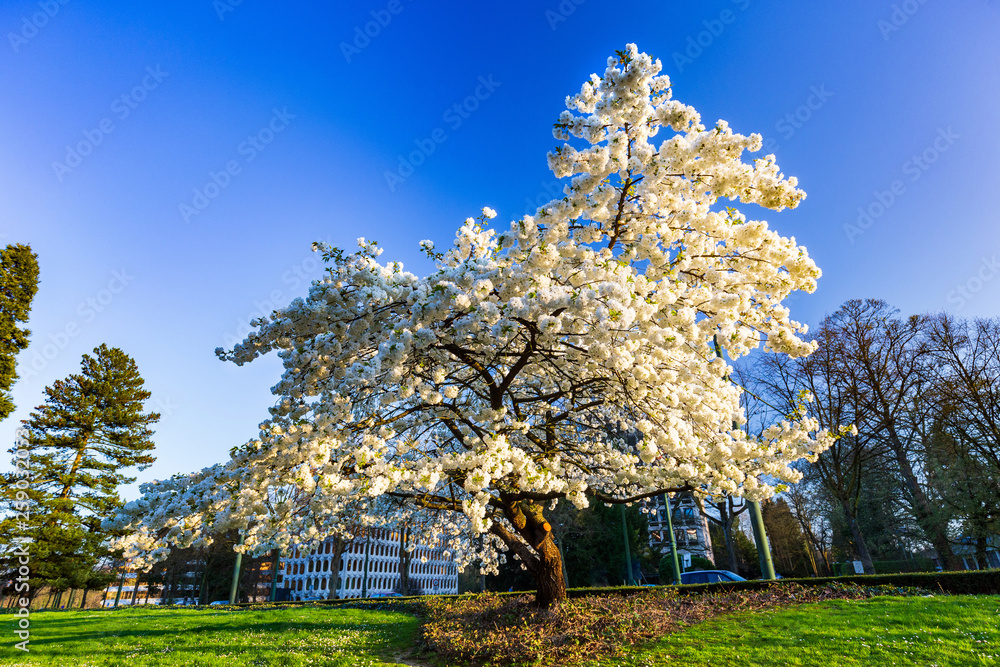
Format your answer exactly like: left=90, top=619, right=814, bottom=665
left=4, top=594, right=995, bottom=666
left=0, top=604, right=421, bottom=666
left=592, top=595, right=1000, bottom=667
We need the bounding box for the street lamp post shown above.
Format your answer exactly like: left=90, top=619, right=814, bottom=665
left=749, top=500, right=777, bottom=580
left=620, top=505, right=634, bottom=586
left=663, top=494, right=682, bottom=585
left=713, top=334, right=777, bottom=581
left=361, top=533, right=371, bottom=598
left=269, top=548, right=279, bottom=602
left=228, top=531, right=244, bottom=604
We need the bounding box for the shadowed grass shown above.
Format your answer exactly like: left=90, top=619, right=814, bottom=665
left=0, top=605, right=421, bottom=666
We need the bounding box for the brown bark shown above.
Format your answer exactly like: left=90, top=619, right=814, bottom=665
left=490, top=497, right=566, bottom=607
left=722, top=520, right=740, bottom=573
left=884, top=426, right=960, bottom=570
left=397, top=526, right=413, bottom=595
left=706, top=497, right=748, bottom=574
left=974, top=537, right=987, bottom=570
left=325, top=536, right=345, bottom=600
left=840, top=498, right=875, bottom=574
left=803, top=537, right=819, bottom=577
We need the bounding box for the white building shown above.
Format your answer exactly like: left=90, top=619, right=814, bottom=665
left=646, top=493, right=715, bottom=567
left=280, top=527, right=459, bottom=599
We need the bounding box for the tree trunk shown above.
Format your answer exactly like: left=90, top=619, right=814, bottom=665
left=491, top=497, right=567, bottom=607
left=884, top=428, right=959, bottom=570
left=80, top=589, right=90, bottom=609
left=200, top=555, right=212, bottom=605
left=532, top=539, right=566, bottom=608
left=326, top=537, right=345, bottom=600
left=974, top=536, right=988, bottom=571
left=841, top=499, right=875, bottom=574
left=722, top=518, right=740, bottom=573
left=397, top=526, right=411, bottom=596
left=803, top=537, right=818, bottom=577
left=165, top=563, right=178, bottom=605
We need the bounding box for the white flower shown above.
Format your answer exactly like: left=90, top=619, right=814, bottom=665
left=116, top=45, right=829, bottom=581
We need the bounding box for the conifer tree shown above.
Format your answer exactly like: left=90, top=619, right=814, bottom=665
left=13, top=344, right=159, bottom=598
left=0, top=244, right=40, bottom=421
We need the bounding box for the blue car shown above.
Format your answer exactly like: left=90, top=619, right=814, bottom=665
left=679, top=570, right=746, bottom=584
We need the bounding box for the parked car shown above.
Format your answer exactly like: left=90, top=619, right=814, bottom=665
left=679, top=570, right=746, bottom=585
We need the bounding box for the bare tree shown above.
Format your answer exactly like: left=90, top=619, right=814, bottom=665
left=783, top=472, right=834, bottom=576
left=826, top=300, right=959, bottom=569
left=923, top=315, right=1000, bottom=566
left=751, top=320, right=888, bottom=574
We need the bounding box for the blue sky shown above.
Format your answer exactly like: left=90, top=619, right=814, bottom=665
left=2, top=0, right=998, bottom=496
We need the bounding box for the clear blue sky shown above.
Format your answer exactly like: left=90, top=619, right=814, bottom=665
left=2, top=0, right=998, bottom=496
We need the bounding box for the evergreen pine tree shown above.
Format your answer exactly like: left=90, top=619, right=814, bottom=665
left=0, top=244, right=40, bottom=421
left=10, top=344, right=159, bottom=601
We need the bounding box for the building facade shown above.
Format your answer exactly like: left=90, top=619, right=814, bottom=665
left=102, top=554, right=275, bottom=607
left=279, top=527, right=459, bottom=600
left=646, top=492, right=715, bottom=567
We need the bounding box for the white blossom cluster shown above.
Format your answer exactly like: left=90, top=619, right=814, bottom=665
left=111, top=45, right=832, bottom=570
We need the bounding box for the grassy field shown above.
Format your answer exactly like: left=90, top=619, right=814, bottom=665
left=0, top=605, right=422, bottom=667
left=3, top=594, right=997, bottom=666
left=592, top=595, right=1000, bottom=667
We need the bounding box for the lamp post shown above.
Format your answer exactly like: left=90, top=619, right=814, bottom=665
left=749, top=500, right=777, bottom=580
left=228, top=531, right=244, bottom=604
left=713, top=334, right=777, bottom=581
left=620, top=505, right=634, bottom=586
left=663, top=494, right=682, bottom=585
left=269, top=548, right=279, bottom=602
left=361, top=533, right=371, bottom=598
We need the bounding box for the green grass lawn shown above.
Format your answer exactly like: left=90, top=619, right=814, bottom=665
left=3, top=595, right=997, bottom=667
left=592, top=595, right=1000, bottom=667
left=0, top=605, right=422, bottom=667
